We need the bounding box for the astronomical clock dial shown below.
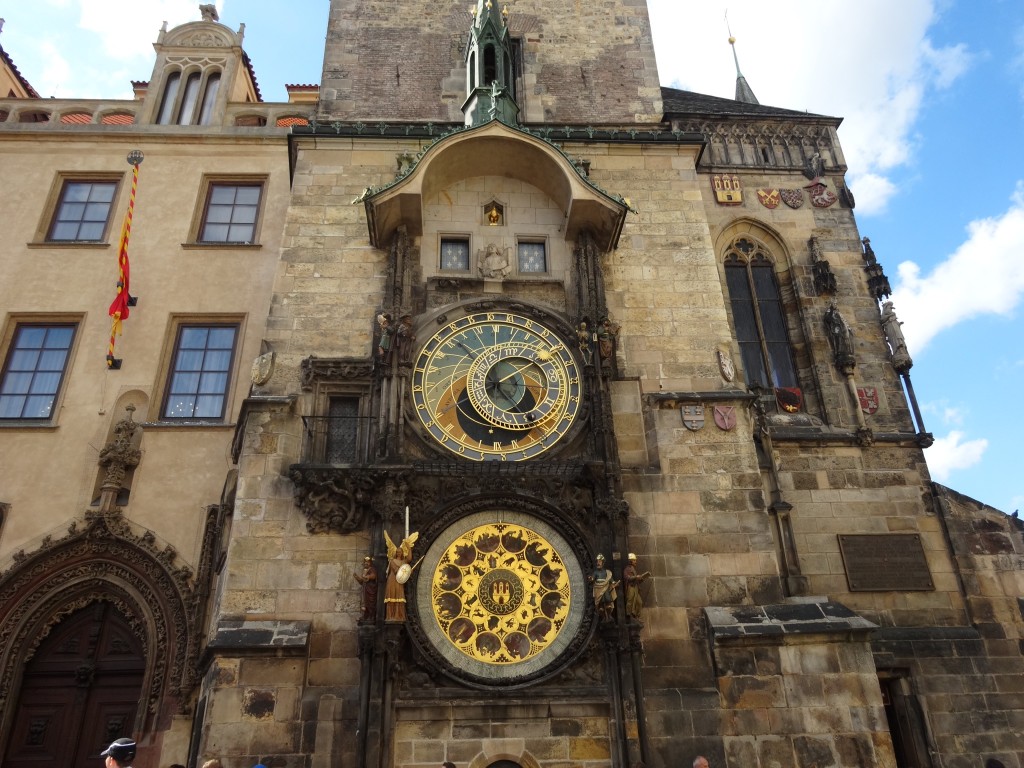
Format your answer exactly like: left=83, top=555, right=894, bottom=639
left=414, top=511, right=587, bottom=686
left=411, top=311, right=582, bottom=461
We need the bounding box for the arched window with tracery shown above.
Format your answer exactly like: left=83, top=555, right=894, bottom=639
left=156, top=68, right=222, bottom=125
left=723, top=237, right=799, bottom=392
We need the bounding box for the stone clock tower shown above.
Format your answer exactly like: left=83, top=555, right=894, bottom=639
left=200, top=2, right=1024, bottom=767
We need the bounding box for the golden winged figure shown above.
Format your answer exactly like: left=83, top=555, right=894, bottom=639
left=383, top=530, right=419, bottom=622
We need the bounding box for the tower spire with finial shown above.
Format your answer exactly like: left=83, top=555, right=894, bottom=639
left=462, top=0, right=519, bottom=126
left=726, top=12, right=759, bottom=106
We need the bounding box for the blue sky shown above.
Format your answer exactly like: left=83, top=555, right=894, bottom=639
left=2, top=1, right=1022, bottom=515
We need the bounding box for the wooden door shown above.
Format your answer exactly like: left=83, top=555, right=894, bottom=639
left=4, top=603, right=145, bottom=768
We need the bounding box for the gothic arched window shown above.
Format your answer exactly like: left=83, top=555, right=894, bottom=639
left=156, top=69, right=222, bottom=125
left=724, top=238, right=799, bottom=390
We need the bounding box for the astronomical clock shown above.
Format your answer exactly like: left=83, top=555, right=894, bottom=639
left=411, top=309, right=583, bottom=461
left=403, top=305, right=595, bottom=685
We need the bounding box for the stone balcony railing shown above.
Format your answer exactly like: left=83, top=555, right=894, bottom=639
left=0, top=98, right=311, bottom=131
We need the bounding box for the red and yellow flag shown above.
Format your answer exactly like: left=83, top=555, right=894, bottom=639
left=107, top=156, right=141, bottom=367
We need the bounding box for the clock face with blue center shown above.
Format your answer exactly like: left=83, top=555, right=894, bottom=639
left=411, top=311, right=581, bottom=461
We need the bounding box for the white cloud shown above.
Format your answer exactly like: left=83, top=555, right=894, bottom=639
left=846, top=173, right=897, bottom=217
left=891, top=182, right=1024, bottom=352
left=78, top=0, right=212, bottom=61
left=648, top=0, right=971, bottom=217
left=925, top=430, right=988, bottom=482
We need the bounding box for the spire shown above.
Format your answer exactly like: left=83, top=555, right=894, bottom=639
left=726, top=16, right=759, bottom=106
left=462, top=0, right=519, bottom=126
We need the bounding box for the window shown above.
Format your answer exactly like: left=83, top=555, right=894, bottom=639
left=326, top=397, right=360, bottom=464
left=199, top=183, right=263, bottom=244
left=517, top=240, right=547, bottom=273
left=47, top=180, right=117, bottom=242
left=440, top=238, right=470, bottom=271
left=0, top=324, right=76, bottom=420
left=157, top=69, right=222, bottom=126
left=724, top=239, right=798, bottom=390
left=162, top=324, right=238, bottom=420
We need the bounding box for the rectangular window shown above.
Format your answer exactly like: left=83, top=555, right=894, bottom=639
left=199, top=183, right=263, bottom=244
left=0, top=324, right=76, bottom=420
left=517, top=240, right=547, bottom=273
left=162, top=324, right=238, bottom=420
left=47, top=180, right=117, bottom=242
left=326, top=397, right=360, bottom=464
left=440, top=238, right=470, bottom=271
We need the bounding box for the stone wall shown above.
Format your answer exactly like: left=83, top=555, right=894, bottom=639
left=321, top=0, right=663, bottom=124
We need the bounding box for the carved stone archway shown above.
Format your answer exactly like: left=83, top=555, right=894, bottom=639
left=0, top=509, right=204, bottom=757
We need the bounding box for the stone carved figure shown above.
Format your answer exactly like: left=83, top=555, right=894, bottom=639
left=823, top=302, right=855, bottom=369
left=589, top=554, right=618, bottom=623
left=861, top=236, right=877, bottom=265
left=880, top=301, right=913, bottom=371
left=97, top=404, right=142, bottom=511
left=803, top=151, right=824, bottom=180
left=353, top=556, right=378, bottom=622
left=199, top=4, right=219, bottom=22
left=384, top=530, right=418, bottom=622
left=478, top=243, right=511, bottom=279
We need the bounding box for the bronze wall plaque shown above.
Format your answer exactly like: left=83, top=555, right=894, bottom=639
left=838, top=534, right=934, bottom=591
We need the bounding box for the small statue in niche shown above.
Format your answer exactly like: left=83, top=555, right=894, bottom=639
left=589, top=554, right=618, bottom=623
left=623, top=553, right=652, bottom=622
left=823, top=302, right=855, bottom=369
left=597, top=316, right=620, bottom=362
left=478, top=243, right=511, bottom=279
left=376, top=312, right=394, bottom=360
left=396, top=314, right=415, bottom=363
left=353, top=556, right=378, bottom=623
left=576, top=321, right=594, bottom=365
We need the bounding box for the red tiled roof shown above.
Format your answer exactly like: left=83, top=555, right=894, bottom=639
left=101, top=113, right=135, bottom=125
left=241, top=50, right=263, bottom=102
left=285, top=84, right=319, bottom=91
left=277, top=116, right=310, bottom=127
left=60, top=112, right=92, bottom=124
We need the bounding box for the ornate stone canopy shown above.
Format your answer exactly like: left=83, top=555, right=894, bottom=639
left=364, top=120, right=630, bottom=252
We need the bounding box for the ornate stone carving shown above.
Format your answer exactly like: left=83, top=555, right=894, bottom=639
left=0, top=509, right=199, bottom=721
left=289, top=467, right=386, bottom=534
left=97, top=405, right=142, bottom=512
left=300, top=356, right=374, bottom=390
left=808, top=236, right=837, bottom=295
left=861, top=237, right=892, bottom=301
left=880, top=301, right=913, bottom=373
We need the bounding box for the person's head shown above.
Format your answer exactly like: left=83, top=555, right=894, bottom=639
left=201, top=760, right=223, bottom=768
left=596, top=554, right=605, bottom=564
left=442, top=762, right=456, bottom=768
left=693, top=757, right=710, bottom=768
left=100, top=738, right=136, bottom=768
left=985, top=760, right=1006, bottom=768
left=628, top=553, right=637, bottom=563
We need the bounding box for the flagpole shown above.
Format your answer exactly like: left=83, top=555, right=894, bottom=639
left=107, top=150, right=143, bottom=369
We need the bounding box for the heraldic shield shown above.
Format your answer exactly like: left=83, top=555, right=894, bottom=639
left=681, top=404, right=705, bottom=431
left=713, top=405, right=737, bottom=431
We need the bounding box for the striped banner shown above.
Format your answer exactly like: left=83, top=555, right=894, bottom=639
left=107, top=156, right=141, bottom=368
